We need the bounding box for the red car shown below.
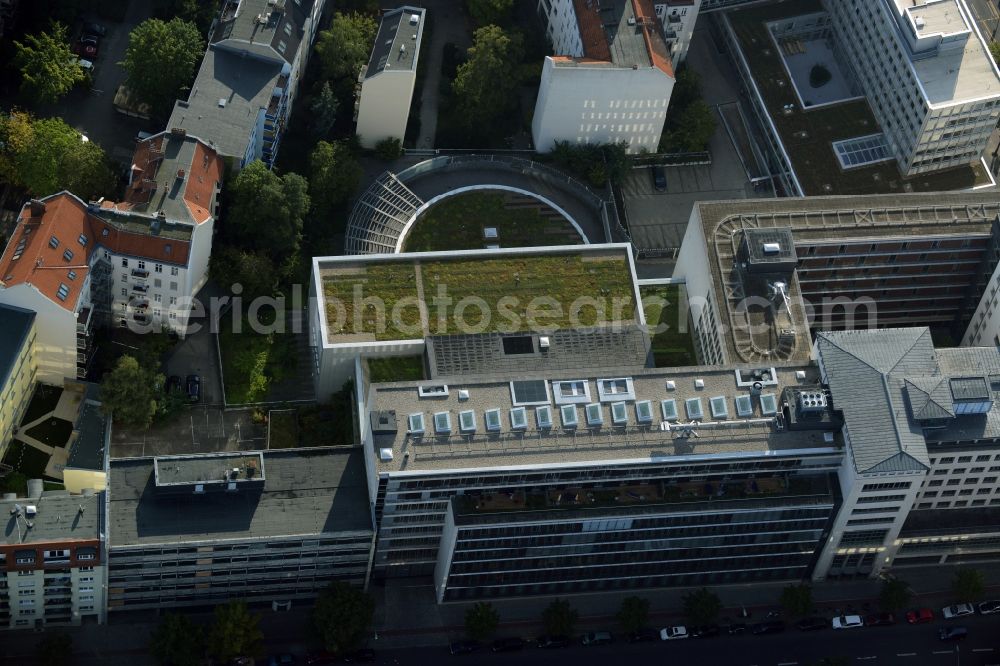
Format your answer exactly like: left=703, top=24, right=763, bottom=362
left=906, top=608, right=934, bottom=624
left=77, top=36, right=98, bottom=58
left=865, top=612, right=895, bottom=627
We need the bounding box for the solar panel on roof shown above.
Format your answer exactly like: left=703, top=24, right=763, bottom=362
left=511, top=379, right=549, bottom=404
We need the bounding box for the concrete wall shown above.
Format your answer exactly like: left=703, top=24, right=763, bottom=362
left=356, top=71, right=417, bottom=149
left=532, top=58, right=674, bottom=154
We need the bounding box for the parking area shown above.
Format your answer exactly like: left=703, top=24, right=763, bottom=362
left=34, top=0, right=156, bottom=167
left=110, top=406, right=267, bottom=459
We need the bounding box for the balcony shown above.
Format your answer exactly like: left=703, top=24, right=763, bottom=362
left=133, top=314, right=150, bottom=325
left=130, top=298, right=149, bottom=311
left=132, top=284, right=148, bottom=294
left=131, top=268, right=149, bottom=279
left=76, top=306, right=93, bottom=334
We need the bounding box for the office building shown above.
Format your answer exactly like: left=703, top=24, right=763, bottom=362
left=106, top=449, right=374, bottom=611
left=825, top=0, right=1000, bottom=176
left=0, top=305, right=36, bottom=455
left=674, top=192, right=1000, bottom=366
left=533, top=0, right=675, bottom=153
left=355, top=6, right=425, bottom=149
left=0, top=482, right=106, bottom=630
left=168, top=0, right=326, bottom=168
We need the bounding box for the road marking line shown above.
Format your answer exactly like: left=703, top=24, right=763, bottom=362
left=856, top=658, right=877, bottom=661
left=973, top=648, right=996, bottom=653
left=896, top=654, right=916, bottom=657
left=932, top=650, right=952, bottom=655
left=777, top=662, right=797, bottom=665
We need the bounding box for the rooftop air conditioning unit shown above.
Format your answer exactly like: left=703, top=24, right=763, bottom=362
left=539, top=336, right=551, bottom=350
left=798, top=391, right=827, bottom=413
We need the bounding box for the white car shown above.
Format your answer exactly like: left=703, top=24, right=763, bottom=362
left=659, top=625, right=689, bottom=640
left=942, top=603, right=975, bottom=619
left=71, top=56, right=94, bottom=73
left=978, top=600, right=1000, bottom=615
left=831, top=614, right=864, bottom=629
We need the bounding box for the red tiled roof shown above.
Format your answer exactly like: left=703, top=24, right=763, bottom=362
left=572, top=0, right=612, bottom=61
left=124, top=132, right=223, bottom=225
left=185, top=142, right=224, bottom=224
left=566, top=0, right=674, bottom=78
left=634, top=0, right=675, bottom=78
left=0, top=193, right=192, bottom=312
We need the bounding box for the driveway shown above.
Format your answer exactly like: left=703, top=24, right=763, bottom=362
left=110, top=406, right=267, bottom=458
left=35, top=0, right=156, bottom=167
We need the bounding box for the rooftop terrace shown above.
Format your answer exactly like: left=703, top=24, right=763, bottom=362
left=315, top=246, right=640, bottom=344
left=368, top=362, right=841, bottom=474
left=727, top=0, right=990, bottom=195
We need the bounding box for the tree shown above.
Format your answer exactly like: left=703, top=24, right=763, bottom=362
left=313, top=581, right=375, bottom=653
left=991, top=41, right=1000, bottom=66
left=121, top=18, right=203, bottom=118
left=315, top=12, right=378, bottom=81
left=878, top=578, right=912, bottom=613
left=14, top=23, right=85, bottom=103
left=309, top=141, right=362, bottom=223
left=952, top=567, right=985, bottom=602
left=154, top=0, right=219, bottom=36
left=35, top=633, right=72, bottom=666
left=467, top=0, right=513, bottom=26
left=682, top=587, right=722, bottom=626
left=374, top=137, right=403, bottom=161
left=452, top=25, right=523, bottom=129
left=541, top=598, right=578, bottom=636
left=464, top=601, right=499, bottom=640
left=206, top=601, right=262, bottom=663
left=100, top=355, right=162, bottom=430
left=226, top=160, right=310, bottom=261
left=210, top=246, right=277, bottom=302
left=309, top=81, right=340, bottom=140
left=670, top=100, right=717, bottom=153
left=4, top=114, right=115, bottom=197
left=780, top=584, right=813, bottom=619
left=616, top=596, right=650, bottom=633
left=150, top=613, right=203, bottom=666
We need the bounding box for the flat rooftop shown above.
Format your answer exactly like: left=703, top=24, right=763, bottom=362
left=0, top=303, right=34, bottom=389
left=153, top=452, right=264, bottom=486
left=109, top=449, right=372, bottom=547
left=727, top=0, right=991, bottom=194
left=693, top=192, right=1000, bottom=364
left=892, top=0, right=1000, bottom=106
left=366, top=6, right=424, bottom=78
left=368, top=362, right=841, bottom=474
left=1, top=491, right=101, bottom=546
left=565, top=0, right=673, bottom=74
left=315, top=245, right=640, bottom=344
left=65, top=383, right=108, bottom=473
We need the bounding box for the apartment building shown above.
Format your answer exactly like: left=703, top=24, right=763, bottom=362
left=674, top=193, right=1000, bottom=367
left=0, top=482, right=106, bottom=630
left=168, top=0, right=326, bottom=168
left=825, top=0, right=1000, bottom=176
left=653, top=0, right=701, bottom=66
left=0, top=305, right=36, bottom=455
left=533, top=0, right=676, bottom=153
left=106, top=449, right=374, bottom=611
left=355, top=6, right=425, bottom=148
left=0, top=134, right=222, bottom=380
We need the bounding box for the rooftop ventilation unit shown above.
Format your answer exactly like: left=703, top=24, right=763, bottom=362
left=914, top=15, right=925, bottom=30
left=539, top=336, right=551, bottom=350
left=762, top=242, right=781, bottom=254
left=458, top=389, right=470, bottom=401
left=25, top=505, right=37, bottom=517
left=410, top=13, right=420, bottom=25
left=665, top=380, right=676, bottom=390
left=694, top=379, right=705, bottom=389
left=798, top=391, right=827, bottom=413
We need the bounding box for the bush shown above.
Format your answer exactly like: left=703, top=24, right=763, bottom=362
left=374, top=137, right=403, bottom=161
left=809, top=64, right=832, bottom=88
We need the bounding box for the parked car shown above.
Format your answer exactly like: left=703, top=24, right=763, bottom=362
left=448, top=641, right=481, bottom=655
left=906, top=608, right=934, bottom=624
left=691, top=624, right=720, bottom=638
left=71, top=56, right=94, bottom=74
left=186, top=374, right=201, bottom=403
left=626, top=627, right=658, bottom=643
left=304, top=653, right=336, bottom=665
left=725, top=622, right=747, bottom=635
left=942, top=603, right=975, bottom=619
left=864, top=613, right=895, bottom=627
left=939, top=626, right=968, bottom=642
left=832, top=615, right=864, bottom=629
left=83, top=21, right=107, bottom=37
left=491, top=637, right=524, bottom=652
left=978, top=600, right=1000, bottom=615
left=795, top=616, right=828, bottom=631
left=77, top=36, right=98, bottom=58
left=340, top=649, right=375, bottom=663
left=535, top=635, right=570, bottom=649
left=267, top=656, right=295, bottom=666
left=659, top=626, right=688, bottom=641
left=581, top=631, right=614, bottom=646
left=750, top=621, right=785, bottom=635
left=650, top=165, right=667, bottom=192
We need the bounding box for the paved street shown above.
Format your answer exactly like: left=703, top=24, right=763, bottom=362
left=968, top=0, right=1000, bottom=44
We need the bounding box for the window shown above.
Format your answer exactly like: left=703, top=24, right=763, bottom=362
left=560, top=404, right=578, bottom=428
left=685, top=398, right=704, bottom=419
left=857, top=494, right=906, bottom=503
left=48, top=236, right=59, bottom=249
left=862, top=481, right=911, bottom=492
left=55, top=283, right=70, bottom=301
left=77, top=553, right=94, bottom=561
left=67, top=270, right=76, bottom=281
left=121, top=258, right=128, bottom=268
left=44, top=549, right=68, bottom=559
left=171, top=267, right=178, bottom=276
left=154, top=263, right=163, bottom=273
left=77, top=233, right=87, bottom=246
left=959, top=456, right=972, bottom=463
left=137, top=261, right=146, bottom=269
left=510, top=380, right=549, bottom=405
left=62, top=249, right=73, bottom=262
left=553, top=380, right=590, bottom=404
left=596, top=378, right=635, bottom=402
left=501, top=335, right=533, bottom=355
left=170, top=281, right=178, bottom=291
left=19, top=599, right=35, bottom=607
left=154, top=294, right=162, bottom=303
left=120, top=288, right=127, bottom=298
left=170, top=296, right=177, bottom=306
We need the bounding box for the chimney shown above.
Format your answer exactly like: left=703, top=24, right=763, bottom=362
left=29, top=199, right=46, bottom=217
left=176, top=169, right=186, bottom=180
left=170, top=127, right=187, bottom=137
left=27, top=478, right=43, bottom=499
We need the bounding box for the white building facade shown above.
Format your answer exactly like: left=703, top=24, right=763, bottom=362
left=654, top=0, right=701, bottom=67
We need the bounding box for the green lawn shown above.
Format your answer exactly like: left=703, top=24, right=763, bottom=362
left=218, top=311, right=300, bottom=404
left=24, top=418, right=74, bottom=448
left=1, top=440, right=51, bottom=479
left=368, top=356, right=426, bottom=383
left=20, top=384, right=63, bottom=425
left=268, top=410, right=298, bottom=449
left=641, top=284, right=697, bottom=367
left=729, top=0, right=987, bottom=194
left=322, top=252, right=636, bottom=340
left=401, top=191, right=583, bottom=252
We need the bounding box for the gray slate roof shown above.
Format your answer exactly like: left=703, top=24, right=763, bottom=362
left=816, top=328, right=933, bottom=474
left=108, top=448, right=372, bottom=547
left=904, top=376, right=954, bottom=420
left=212, top=0, right=315, bottom=65
left=0, top=303, right=34, bottom=389
left=366, top=6, right=424, bottom=79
